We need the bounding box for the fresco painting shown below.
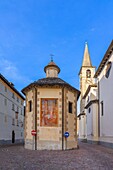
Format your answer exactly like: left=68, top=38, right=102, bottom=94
left=41, top=99, right=58, bottom=127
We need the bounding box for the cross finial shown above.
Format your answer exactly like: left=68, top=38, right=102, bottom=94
left=85, top=41, right=87, bottom=44
left=50, top=54, right=54, bottom=62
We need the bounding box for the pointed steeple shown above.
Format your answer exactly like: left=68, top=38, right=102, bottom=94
left=82, top=42, right=92, bottom=67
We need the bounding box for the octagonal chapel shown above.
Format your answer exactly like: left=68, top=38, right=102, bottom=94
left=22, top=59, right=80, bottom=150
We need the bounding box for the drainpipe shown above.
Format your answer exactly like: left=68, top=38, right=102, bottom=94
left=34, top=87, right=37, bottom=150
left=97, top=79, right=100, bottom=137
left=62, top=87, right=64, bottom=150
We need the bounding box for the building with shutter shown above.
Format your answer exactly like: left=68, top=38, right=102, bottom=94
left=0, top=74, right=25, bottom=145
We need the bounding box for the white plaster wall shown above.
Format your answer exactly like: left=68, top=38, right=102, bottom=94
left=0, top=79, right=24, bottom=143
left=92, top=103, right=98, bottom=137
left=98, top=52, right=113, bottom=81
left=77, top=117, right=79, bottom=135
left=84, top=86, right=98, bottom=140
left=86, top=103, right=98, bottom=137
left=79, top=115, right=86, bottom=138
left=99, top=52, right=113, bottom=137
left=86, top=107, right=92, bottom=136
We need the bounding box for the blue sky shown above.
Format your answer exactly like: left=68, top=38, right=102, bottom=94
left=0, top=0, right=113, bottom=92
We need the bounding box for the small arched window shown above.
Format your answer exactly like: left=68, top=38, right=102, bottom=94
left=105, top=62, right=112, bottom=78
left=86, top=69, right=91, bottom=78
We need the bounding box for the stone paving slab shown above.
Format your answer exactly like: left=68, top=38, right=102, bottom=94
left=0, top=142, right=113, bottom=170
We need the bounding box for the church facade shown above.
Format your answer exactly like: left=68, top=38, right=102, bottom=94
left=78, top=40, right=113, bottom=148
left=22, top=60, right=80, bottom=150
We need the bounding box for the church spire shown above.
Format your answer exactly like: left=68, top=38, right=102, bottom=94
left=82, top=42, right=92, bottom=67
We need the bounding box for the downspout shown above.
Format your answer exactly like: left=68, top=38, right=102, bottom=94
left=62, top=87, right=64, bottom=150
left=34, top=87, right=37, bottom=150
left=97, top=79, right=100, bottom=137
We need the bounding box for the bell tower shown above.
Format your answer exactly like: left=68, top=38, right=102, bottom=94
left=79, top=42, right=96, bottom=113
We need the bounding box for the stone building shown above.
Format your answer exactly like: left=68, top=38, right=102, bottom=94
left=22, top=60, right=80, bottom=150
left=0, top=74, right=25, bottom=145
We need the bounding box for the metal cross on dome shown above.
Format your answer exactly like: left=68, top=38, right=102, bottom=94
left=50, top=54, right=54, bottom=62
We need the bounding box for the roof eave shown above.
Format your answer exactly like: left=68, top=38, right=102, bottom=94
left=82, top=84, right=97, bottom=99
left=21, top=81, right=80, bottom=99
left=0, top=74, right=25, bottom=100
left=94, top=40, right=113, bottom=78
left=85, top=99, right=99, bottom=109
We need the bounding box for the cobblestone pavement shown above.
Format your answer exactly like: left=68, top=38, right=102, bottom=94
left=0, top=142, right=113, bottom=170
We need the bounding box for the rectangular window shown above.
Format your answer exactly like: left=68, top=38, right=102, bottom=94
left=41, top=98, right=58, bottom=127
left=101, top=101, right=104, bottom=116
left=21, top=100, right=23, bottom=105
left=5, top=86, right=7, bottom=92
left=4, top=98, right=7, bottom=106
left=15, top=112, right=18, bottom=119
left=105, top=62, right=112, bottom=78
left=17, top=106, right=19, bottom=113
left=12, top=118, right=15, bottom=125
left=17, top=119, right=19, bottom=126
left=12, top=93, right=15, bottom=99
left=21, top=109, right=22, bottom=115
left=21, top=121, right=23, bottom=127
left=88, top=107, right=91, bottom=113
left=17, top=97, right=19, bottom=102
left=21, top=132, right=23, bottom=137
left=68, top=102, right=73, bottom=113
left=28, top=100, right=32, bottom=112
left=12, top=103, right=15, bottom=111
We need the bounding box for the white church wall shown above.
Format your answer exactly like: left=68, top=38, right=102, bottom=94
left=84, top=86, right=98, bottom=141
left=99, top=52, right=113, bottom=137
left=79, top=115, right=86, bottom=139
left=92, top=103, right=98, bottom=138
left=86, top=107, right=92, bottom=136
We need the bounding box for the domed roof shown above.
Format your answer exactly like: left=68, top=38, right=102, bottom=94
left=48, top=61, right=56, bottom=66
left=44, top=60, right=60, bottom=73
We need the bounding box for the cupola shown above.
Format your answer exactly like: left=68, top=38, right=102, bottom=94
left=44, top=58, right=60, bottom=78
